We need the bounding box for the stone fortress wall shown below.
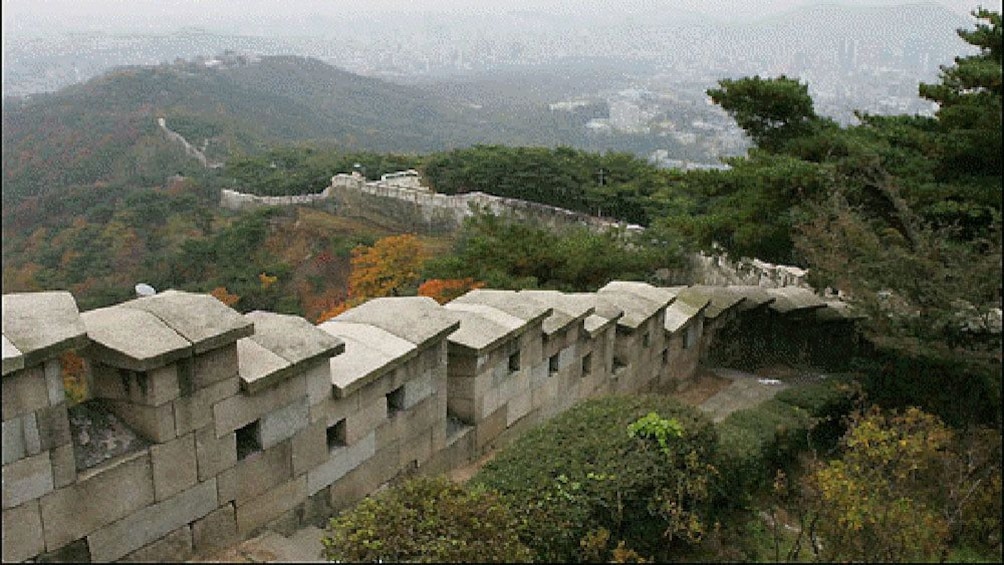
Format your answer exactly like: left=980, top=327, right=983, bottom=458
left=220, top=169, right=811, bottom=288
left=1, top=281, right=858, bottom=562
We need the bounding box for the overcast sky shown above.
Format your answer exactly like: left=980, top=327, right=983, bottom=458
left=3, top=0, right=1001, bottom=37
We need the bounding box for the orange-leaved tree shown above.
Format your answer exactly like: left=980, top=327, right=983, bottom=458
left=210, top=286, right=240, bottom=307
left=316, top=234, right=426, bottom=323
left=417, top=278, right=485, bottom=304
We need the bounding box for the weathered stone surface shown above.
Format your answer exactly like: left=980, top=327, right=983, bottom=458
left=122, top=290, right=253, bottom=354
left=217, top=466, right=237, bottom=505
left=235, top=475, right=306, bottom=537
left=49, top=443, right=75, bottom=488
left=102, top=398, right=176, bottom=443
left=36, top=404, right=70, bottom=452
left=476, top=405, right=508, bottom=451
left=346, top=394, right=387, bottom=445
left=91, top=363, right=181, bottom=407
left=40, top=451, right=153, bottom=552
left=36, top=538, right=91, bottom=563
left=2, top=366, right=49, bottom=420
left=192, top=504, right=238, bottom=556
left=86, top=478, right=217, bottom=562
left=2, top=451, right=53, bottom=509
left=43, top=359, right=65, bottom=406
left=82, top=307, right=193, bottom=372
left=244, top=311, right=344, bottom=379
left=765, top=286, right=827, bottom=313
left=326, top=440, right=398, bottom=513
left=151, top=433, right=198, bottom=501
left=445, top=303, right=526, bottom=353
left=195, top=425, right=237, bottom=481
left=259, top=398, right=309, bottom=450
left=452, top=290, right=551, bottom=324
left=2, top=292, right=87, bottom=370
left=119, top=524, right=193, bottom=563
left=235, top=440, right=293, bottom=506
left=67, top=400, right=149, bottom=472
left=307, top=431, right=376, bottom=496
left=236, top=338, right=292, bottom=393
left=402, top=370, right=434, bottom=410
left=305, top=359, right=333, bottom=406
left=3, top=499, right=44, bottom=562
left=507, top=389, right=533, bottom=427
left=193, top=344, right=239, bottom=389
left=291, top=420, right=328, bottom=477
left=331, top=296, right=460, bottom=347
left=2, top=415, right=28, bottom=465
left=174, top=375, right=239, bottom=436
left=213, top=372, right=305, bottom=437
left=319, top=321, right=417, bottom=398
left=596, top=282, right=674, bottom=330
left=2, top=334, right=24, bottom=377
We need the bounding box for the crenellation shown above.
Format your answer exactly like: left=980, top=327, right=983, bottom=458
left=1, top=281, right=858, bottom=562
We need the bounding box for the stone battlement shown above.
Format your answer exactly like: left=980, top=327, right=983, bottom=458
left=1, top=283, right=858, bottom=562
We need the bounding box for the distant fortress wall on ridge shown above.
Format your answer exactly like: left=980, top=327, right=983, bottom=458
left=1, top=282, right=858, bottom=562
left=220, top=170, right=812, bottom=289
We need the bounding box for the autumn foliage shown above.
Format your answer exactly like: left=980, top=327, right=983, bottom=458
left=417, top=278, right=484, bottom=304
left=316, top=234, right=426, bottom=323
left=210, top=286, right=240, bottom=307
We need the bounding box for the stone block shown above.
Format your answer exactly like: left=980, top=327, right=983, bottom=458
left=400, top=427, right=433, bottom=468
left=235, top=440, right=292, bottom=506
left=305, top=360, right=333, bottom=406
left=119, top=524, right=193, bottom=563
left=402, top=371, right=433, bottom=409
left=192, top=504, right=238, bottom=557
left=306, top=431, right=376, bottom=496
left=103, top=399, right=176, bottom=443
left=309, top=392, right=358, bottom=427
left=2, top=366, right=49, bottom=420
left=193, top=344, right=239, bottom=389
left=195, top=425, right=236, bottom=481
left=36, top=538, right=91, bottom=563
left=476, top=405, right=508, bottom=452
left=40, top=451, right=153, bottom=552
left=49, top=443, right=76, bottom=488
left=447, top=374, right=475, bottom=400
left=86, top=478, right=217, bottom=562
left=2, top=451, right=54, bottom=509
left=2, top=415, right=27, bottom=464
left=217, top=467, right=236, bottom=505
left=345, top=395, right=387, bottom=445
left=151, top=433, right=198, bottom=501
left=291, top=420, right=328, bottom=477
left=326, top=440, right=398, bottom=513
left=35, top=404, right=70, bottom=452
left=507, top=389, right=532, bottom=427
left=212, top=373, right=306, bottom=437
left=91, top=364, right=180, bottom=407
left=44, top=359, right=65, bottom=407
left=235, top=475, right=306, bottom=537
left=174, top=376, right=239, bottom=436
left=3, top=499, right=44, bottom=562
left=448, top=397, right=475, bottom=424
left=260, top=398, right=308, bottom=450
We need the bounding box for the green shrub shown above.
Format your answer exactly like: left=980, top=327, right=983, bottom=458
left=714, top=399, right=812, bottom=506
left=321, top=475, right=532, bottom=563
left=775, top=376, right=856, bottom=449
left=470, top=395, right=717, bottom=562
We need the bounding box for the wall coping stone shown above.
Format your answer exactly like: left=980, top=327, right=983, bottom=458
left=594, top=285, right=671, bottom=330
left=2, top=292, right=88, bottom=374
left=329, top=297, right=460, bottom=349
left=2, top=334, right=24, bottom=376
left=664, top=298, right=709, bottom=334
left=444, top=303, right=529, bottom=353
left=239, top=312, right=344, bottom=394
left=237, top=339, right=297, bottom=394
left=517, top=290, right=597, bottom=336
left=82, top=307, right=193, bottom=372
left=765, top=287, right=828, bottom=314
left=450, top=290, right=552, bottom=327
left=122, top=290, right=253, bottom=354
left=677, top=285, right=747, bottom=319
left=317, top=321, right=417, bottom=398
